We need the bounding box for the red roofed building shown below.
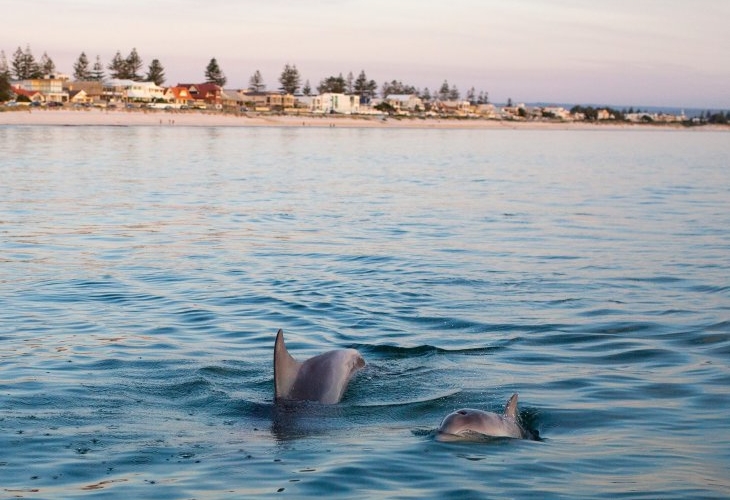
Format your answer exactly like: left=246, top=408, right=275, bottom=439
left=164, top=86, right=194, bottom=107
left=12, top=86, right=45, bottom=103
left=176, top=83, right=222, bottom=108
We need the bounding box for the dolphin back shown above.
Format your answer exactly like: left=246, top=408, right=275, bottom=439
left=273, top=329, right=365, bottom=404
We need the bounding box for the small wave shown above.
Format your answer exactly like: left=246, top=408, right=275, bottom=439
left=356, top=343, right=507, bottom=358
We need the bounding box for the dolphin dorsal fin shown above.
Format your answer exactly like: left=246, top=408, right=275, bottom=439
left=274, top=329, right=302, bottom=399
left=504, top=393, right=519, bottom=419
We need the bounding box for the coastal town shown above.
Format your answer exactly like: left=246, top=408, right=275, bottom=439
left=4, top=75, right=714, bottom=126
left=2, top=47, right=728, bottom=126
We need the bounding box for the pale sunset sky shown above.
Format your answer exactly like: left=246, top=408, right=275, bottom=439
left=1, top=0, right=727, bottom=108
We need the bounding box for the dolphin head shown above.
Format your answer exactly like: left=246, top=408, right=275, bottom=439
left=437, top=393, right=530, bottom=440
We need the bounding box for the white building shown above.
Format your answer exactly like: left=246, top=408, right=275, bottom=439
left=103, top=79, right=165, bottom=103
left=306, top=93, right=360, bottom=114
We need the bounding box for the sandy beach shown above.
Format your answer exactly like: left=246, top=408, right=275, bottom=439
left=0, top=107, right=726, bottom=131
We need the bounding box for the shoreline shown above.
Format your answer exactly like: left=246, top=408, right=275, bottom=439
left=1, top=108, right=728, bottom=131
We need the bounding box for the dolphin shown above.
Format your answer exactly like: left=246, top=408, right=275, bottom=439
left=273, top=329, right=365, bottom=404
left=437, top=393, right=533, bottom=441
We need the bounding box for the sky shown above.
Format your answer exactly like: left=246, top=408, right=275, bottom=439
left=1, top=0, right=728, bottom=108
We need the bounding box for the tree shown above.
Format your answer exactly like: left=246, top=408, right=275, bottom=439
left=448, top=84, right=460, bottom=100
left=91, top=55, right=105, bottom=81
left=466, top=86, right=476, bottom=104
left=346, top=71, right=354, bottom=94
left=125, top=48, right=143, bottom=80
left=302, top=79, right=312, bottom=96
left=353, top=70, right=377, bottom=100
left=40, top=52, right=55, bottom=76
left=249, top=70, right=265, bottom=92
left=421, top=87, right=432, bottom=101
left=107, top=50, right=126, bottom=79
left=0, top=72, right=11, bottom=102
left=0, top=50, right=8, bottom=78
left=204, top=57, right=226, bottom=86
left=146, top=59, right=166, bottom=86
left=317, top=73, right=346, bottom=94
left=381, top=79, right=416, bottom=97
left=73, top=52, right=91, bottom=80
left=438, top=80, right=450, bottom=100
left=11, top=45, right=41, bottom=80
left=278, top=63, right=300, bottom=94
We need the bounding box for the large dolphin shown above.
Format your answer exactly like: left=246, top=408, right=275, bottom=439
left=437, top=393, right=534, bottom=441
left=273, top=329, right=365, bottom=404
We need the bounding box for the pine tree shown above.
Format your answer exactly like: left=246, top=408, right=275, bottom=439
left=0, top=50, right=9, bottom=78
left=438, top=80, right=450, bottom=100
left=0, top=52, right=11, bottom=101
left=448, top=84, right=460, bottom=100
left=126, top=48, right=143, bottom=80
left=12, top=45, right=41, bottom=79
left=40, top=52, right=56, bottom=76
left=146, top=59, right=166, bottom=86
left=0, top=72, right=11, bottom=102
left=466, top=86, right=476, bottom=104
left=108, top=51, right=126, bottom=79
left=73, top=52, right=91, bottom=80
left=302, top=79, right=312, bottom=96
left=318, top=74, right=346, bottom=94
left=204, top=58, right=226, bottom=86
left=249, top=70, right=265, bottom=92
left=278, top=63, right=300, bottom=94
left=91, top=55, right=105, bottom=81
left=353, top=70, right=377, bottom=100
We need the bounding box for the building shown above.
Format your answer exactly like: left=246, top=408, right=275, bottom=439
left=238, top=91, right=296, bottom=111
left=11, top=86, right=45, bottom=103
left=164, top=86, right=194, bottom=107
left=65, top=81, right=103, bottom=104
left=177, top=83, right=222, bottom=108
left=305, top=93, right=360, bottom=114
left=433, top=99, right=471, bottom=116
left=384, top=94, right=424, bottom=114
left=13, top=78, right=68, bottom=103
left=68, top=89, right=92, bottom=105
left=103, top=79, right=165, bottom=104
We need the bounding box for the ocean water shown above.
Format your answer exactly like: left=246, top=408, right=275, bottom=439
left=1, top=124, right=729, bottom=499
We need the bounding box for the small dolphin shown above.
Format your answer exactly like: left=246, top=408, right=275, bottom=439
left=273, top=329, right=365, bottom=404
left=437, top=393, right=533, bottom=441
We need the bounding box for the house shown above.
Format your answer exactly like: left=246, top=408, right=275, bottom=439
left=164, top=86, right=194, bottom=107
left=473, top=103, right=497, bottom=118
left=12, top=86, right=45, bottom=104
left=177, top=83, right=222, bottom=108
left=14, top=78, right=68, bottom=103
left=103, top=79, right=165, bottom=104
left=69, top=89, right=92, bottom=105
left=221, top=89, right=246, bottom=109
left=384, top=94, right=423, bottom=114
left=65, top=81, right=103, bottom=104
left=306, top=93, right=360, bottom=114
left=238, top=91, right=296, bottom=111
left=596, top=109, right=615, bottom=120
left=541, top=106, right=571, bottom=120
left=433, top=99, right=471, bottom=116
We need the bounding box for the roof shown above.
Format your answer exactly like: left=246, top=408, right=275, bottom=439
left=12, top=87, right=43, bottom=98
left=385, top=94, right=420, bottom=101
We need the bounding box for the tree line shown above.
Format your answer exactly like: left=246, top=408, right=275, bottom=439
left=1, top=44, right=491, bottom=103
